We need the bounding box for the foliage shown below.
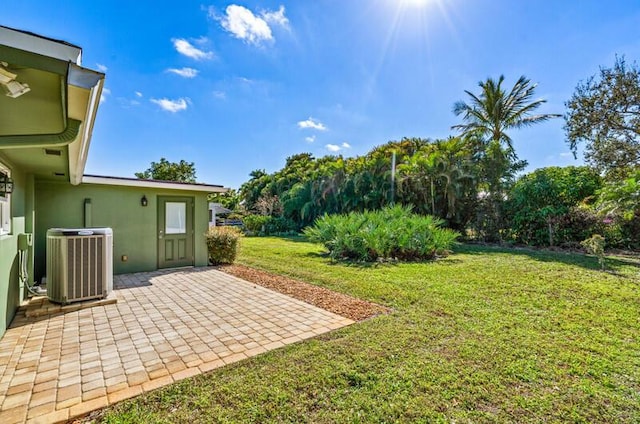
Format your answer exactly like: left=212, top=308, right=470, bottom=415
left=100, top=237, right=640, bottom=423
left=595, top=169, right=640, bottom=220
left=239, top=169, right=272, bottom=212
left=205, top=226, right=241, bottom=264
left=565, top=56, right=640, bottom=176
left=255, top=194, right=282, bottom=217
left=452, top=75, right=560, bottom=240
left=242, top=214, right=272, bottom=234
left=506, top=166, right=602, bottom=246
left=304, top=205, right=459, bottom=261
left=554, top=206, right=603, bottom=248
left=135, top=157, right=196, bottom=183
left=243, top=214, right=298, bottom=236
left=238, top=137, right=481, bottom=232
left=581, top=234, right=606, bottom=270
left=452, top=75, right=561, bottom=156
left=594, top=170, right=640, bottom=249
left=208, top=189, right=241, bottom=211
left=264, top=216, right=298, bottom=235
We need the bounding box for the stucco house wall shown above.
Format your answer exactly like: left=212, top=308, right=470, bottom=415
left=0, top=26, right=226, bottom=340
left=34, top=180, right=211, bottom=280
left=0, top=160, right=34, bottom=335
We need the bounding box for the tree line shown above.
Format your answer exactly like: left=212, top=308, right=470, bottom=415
left=142, top=57, right=640, bottom=249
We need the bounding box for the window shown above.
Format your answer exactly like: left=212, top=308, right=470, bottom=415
left=165, top=202, right=186, bottom=234
left=0, top=164, right=10, bottom=235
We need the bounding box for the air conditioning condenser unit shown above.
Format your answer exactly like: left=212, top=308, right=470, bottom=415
left=46, top=228, right=113, bottom=304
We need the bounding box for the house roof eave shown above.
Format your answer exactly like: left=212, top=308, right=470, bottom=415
left=82, top=174, right=229, bottom=193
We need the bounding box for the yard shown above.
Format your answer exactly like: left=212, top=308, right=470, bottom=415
left=95, top=237, right=639, bottom=423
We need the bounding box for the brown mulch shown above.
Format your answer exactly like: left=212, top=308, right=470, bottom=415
left=216, top=264, right=391, bottom=321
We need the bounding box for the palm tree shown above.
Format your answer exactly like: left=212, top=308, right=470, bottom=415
left=452, top=76, right=560, bottom=241
left=452, top=75, right=561, bottom=158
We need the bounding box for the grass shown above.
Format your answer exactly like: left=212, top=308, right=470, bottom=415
left=98, top=238, right=639, bottom=423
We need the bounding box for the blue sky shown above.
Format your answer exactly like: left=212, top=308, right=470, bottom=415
left=5, top=1, right=640, bottom=188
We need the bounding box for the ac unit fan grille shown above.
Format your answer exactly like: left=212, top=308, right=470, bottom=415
left=67, top=237, right=104, bottom=300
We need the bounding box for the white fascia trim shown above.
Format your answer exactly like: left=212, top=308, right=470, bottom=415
left=69, top=74, right=104, bottom=185
left=0, top=26, right=82, bottom=64
left=82, top=176, right=228, bottom=193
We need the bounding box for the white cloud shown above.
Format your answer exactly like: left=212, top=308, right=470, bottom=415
left=166, top=67, right=199, bottom=78
left=236, top=77, right=255, bottom=85
left=262, top=5, right=289, bottom=28
left=215, top=4, right=289, bottom=46
left=559, top=152, right=573, bottom=158
left=305, top=135, right=316, bottom=143
left=325, top=142, right=351, bottom=152
left=172, top=38, right=214, bottom=60
left=219, top=5, right=272, bottom=45
left=150, top=97, right=189, bottom=113
left=96, top=63, right=108, bottom=72
left=100, top=87, right=111, bottom=103
left=193, top=36, right=209, bottom=45
left=117, top=96, right=142, bottom=108
left=135, top=91, right=143, bottom=98
left=213, top=91, right=226, bottom=99
left=297, top=117, right=327, bottom=131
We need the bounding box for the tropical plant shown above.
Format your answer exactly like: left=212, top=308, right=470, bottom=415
left=304, top=205, right=459, bottom=262
left=452, top=75, right=561, bottom=240
left=239, top=169, right=272, bottom=213
left=452, top=75, right=561, bottom=158
left=594, top=169, right=640, bottom=249
left=208, top=189, right=241, bottom=211
left=595, top=169, right=640, bottom=220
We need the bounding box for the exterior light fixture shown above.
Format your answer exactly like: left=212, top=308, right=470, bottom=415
left=0, top=63, right=30, bottom=98
left=141, top=195, right=148, bottom=207
left=0, top=174, right=13, bottom=195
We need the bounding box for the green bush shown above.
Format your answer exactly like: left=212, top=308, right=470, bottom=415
left=304, top=205, right=459, bottom=262
left=242, top=215, right=272, bottom=234
left=264, top=216, right=299, bottom=235
left=506, top=166, right=602, bottom=246
left=581, top=234, right=606, bottom=270
left=206, top=226, right=242, bottom=264
left=242, top=215, right=299, bottom=236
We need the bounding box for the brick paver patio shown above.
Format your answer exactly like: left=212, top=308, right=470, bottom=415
left=0, top=268, right=354, bottom=423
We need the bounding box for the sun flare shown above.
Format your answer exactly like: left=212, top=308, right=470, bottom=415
left=400, top=0, right=430, bottom=7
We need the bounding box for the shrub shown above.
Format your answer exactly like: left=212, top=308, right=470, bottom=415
left=304, top=205, right=459, bottom=262
left=506, top=166, right=602, bottom=246
left=242, top=215, right=299, bottom=236
left=554, top=206, right=602, bottom=248
left=243, top=215, right=272, bottom=234
left=581, top=234, right=606, bottom=270
left=206, top=226, right=242, bottom=265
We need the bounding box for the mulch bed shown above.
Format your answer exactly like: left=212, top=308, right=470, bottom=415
left=216, top=264, right=391, bottom=321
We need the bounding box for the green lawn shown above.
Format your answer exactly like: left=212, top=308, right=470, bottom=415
left=100, top=238, right=639, bottom=423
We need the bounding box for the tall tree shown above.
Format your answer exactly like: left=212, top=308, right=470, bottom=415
left=452, top=75, right=560, bottom=240
left=452, top=75, right=561, bottom=160
left=239, top=169, right=272, bottom=212
left=565, top=57, right=640, bottom=176
left=135, top=158, right=196, bottom=182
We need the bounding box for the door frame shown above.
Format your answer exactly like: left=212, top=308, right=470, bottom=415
left=157, top=195, right=195, bottom=269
